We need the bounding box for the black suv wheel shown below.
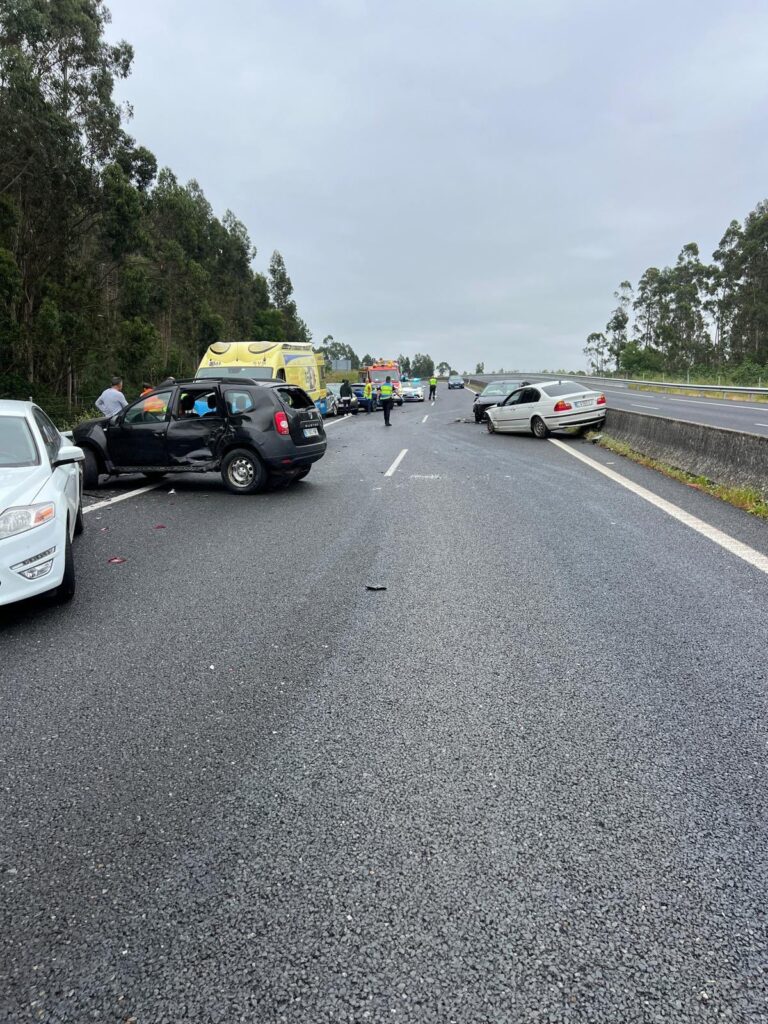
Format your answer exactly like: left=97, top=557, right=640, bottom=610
left=222, top=448, right=267, bottom=494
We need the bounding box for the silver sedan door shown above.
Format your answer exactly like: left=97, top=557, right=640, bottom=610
left=515, top=387, right=542, bottom=432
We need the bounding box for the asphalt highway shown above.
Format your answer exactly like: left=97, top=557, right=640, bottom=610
left=2, top=389, right=767, bottom=1023
left=474, top=375, right=768, bottom=436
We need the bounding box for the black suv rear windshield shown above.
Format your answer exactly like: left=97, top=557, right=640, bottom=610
left=277, top=387, right=314, bottom=409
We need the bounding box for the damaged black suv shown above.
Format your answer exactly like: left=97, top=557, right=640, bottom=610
left=73, top=378, right=327, bottom=494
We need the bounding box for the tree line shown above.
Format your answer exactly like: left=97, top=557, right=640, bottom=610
left=0, top=0, right=311, bottom=413
left=314, top=342, right=460, bottom=380
left=585, top=200, right=768, bottom=382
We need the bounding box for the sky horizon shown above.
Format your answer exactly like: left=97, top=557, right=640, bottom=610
left=106, top=0, right=768, bottom=372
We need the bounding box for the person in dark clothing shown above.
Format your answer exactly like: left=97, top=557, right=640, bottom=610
left=380, top=376, right=394, bottom=426
left=339, top=379, right=353, bottom=414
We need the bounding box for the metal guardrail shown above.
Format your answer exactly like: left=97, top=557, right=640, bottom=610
left=471, top=372, right=768, bottom=397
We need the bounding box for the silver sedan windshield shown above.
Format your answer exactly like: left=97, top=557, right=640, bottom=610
left=0, top=416, right=41, bottom=467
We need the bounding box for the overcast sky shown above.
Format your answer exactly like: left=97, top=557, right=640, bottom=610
left=107, top=0, right=768, bottom=372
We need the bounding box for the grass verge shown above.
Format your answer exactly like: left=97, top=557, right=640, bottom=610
left=628, top=383, right=768, bottom=403
left=591, top=434, right=768, bottom=519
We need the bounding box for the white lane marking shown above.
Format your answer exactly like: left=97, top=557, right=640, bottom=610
left=384, top=449, right=408, bottom=477
left=421, top=414, right=429, bottom=423
left=324, top=415, right=352, bottom=427
left=755, top=422, right=768, bottom=428
left=83, top=482, right=162, bottom=515
left=631, top=403, right=659, bottom=409
left=548, top=438, right=768, bottom=576
left=668, top=397, right=768, bottom=411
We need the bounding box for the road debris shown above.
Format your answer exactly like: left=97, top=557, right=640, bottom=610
left=366, top=584, right=387, bottom=591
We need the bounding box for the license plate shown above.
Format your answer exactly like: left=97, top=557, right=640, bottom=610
left=575, top=400, right=592, bottom=408
left=303, top=427, right=319, bottom=437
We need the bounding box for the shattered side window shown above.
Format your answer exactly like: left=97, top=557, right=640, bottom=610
left=225, top=390, right=256, bottom=414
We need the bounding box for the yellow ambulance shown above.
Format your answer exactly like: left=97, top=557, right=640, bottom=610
left=197, top=341, right=332, bottom=414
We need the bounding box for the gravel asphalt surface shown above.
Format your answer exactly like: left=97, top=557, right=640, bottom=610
left=472, top=375, right=768, bottom=436
left=1, top=388, right=767, bottom=1023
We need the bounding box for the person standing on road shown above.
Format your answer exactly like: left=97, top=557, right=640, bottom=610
left=363, top=379, right=373, bottom=413
left=380, top=376, right=394, bottom=426
left=339, top=378, right=353, bottom=414
left=429, top=375, right=438, bottom=400
left=95, top=376, right=128, bottom=417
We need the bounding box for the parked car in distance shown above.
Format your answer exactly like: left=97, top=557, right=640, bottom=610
left=401, top=379, right=425, bottom=402
left=448, top=375, right=465, bottom=389
left=326, top=382, right=358, bottom=415
left=74, top=378, right=327, bottom=495
left=486, top=381, right=607, bottom=438
left=472, top=380, right=531, bottom=422
left=0, top=400, right=85, bottom=606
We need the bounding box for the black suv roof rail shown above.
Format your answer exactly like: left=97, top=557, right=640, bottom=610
left=186, top=375, right=265, bottom=386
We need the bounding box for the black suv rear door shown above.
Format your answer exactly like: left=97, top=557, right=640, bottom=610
left=164, top=386, right=227, bottom=466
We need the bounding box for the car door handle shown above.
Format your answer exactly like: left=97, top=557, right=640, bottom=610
left=153, top=430, right=165, bottom=438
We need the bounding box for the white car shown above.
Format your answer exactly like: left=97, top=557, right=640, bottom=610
left=486, top=381, right=606, bottom=437
left=0, top=401, right=85, bottom=606
left=400, top=380, right=425, bottom=402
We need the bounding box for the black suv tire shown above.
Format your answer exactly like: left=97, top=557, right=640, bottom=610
left=221, top=448, right=267, bottom=494
left=82, top=448, right=100, bottom=488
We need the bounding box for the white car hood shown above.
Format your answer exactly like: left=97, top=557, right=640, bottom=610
left=0, top=465, right=49, bottom=512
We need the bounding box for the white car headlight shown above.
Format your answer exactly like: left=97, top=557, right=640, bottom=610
left=0, top=503, right=56, bottom=540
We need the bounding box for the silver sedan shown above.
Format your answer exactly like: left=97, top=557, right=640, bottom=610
left=486, top=381, right=606, bottom=437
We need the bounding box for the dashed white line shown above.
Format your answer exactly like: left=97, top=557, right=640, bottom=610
left=631, top=403, right=659, bottom=410
left=548, top=438, right=768, bottom=576
left=421, top=414, right=429, bottom=423
left=324, top=414, right=353, bottom=427
left=755, top=422, right=768, bottom=428
left=384, top=449, right=409, bottom=477
left=83, top=482, right=163, bottom=514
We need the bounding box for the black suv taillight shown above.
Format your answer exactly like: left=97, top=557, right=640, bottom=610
left=274, top=411, right=290, bottom=435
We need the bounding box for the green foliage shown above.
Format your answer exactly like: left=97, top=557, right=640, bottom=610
left=0, top=2, right=311, bottom=406
left=315, top=339, right=360, bottom=370
left=729, top=360, right=766, bottom=385
left=474, top=361, right=485, bottom=374
left=412, top=353, right=435, bottom=377
left=588, top=201, right=768, bottom=376
left=0, top=248, right=22, bottom=307
left=436, top=360, right=450, bottom=375
left=617, top=341, right=665, bottom=377
left=119, top=316, right=158, bottom=375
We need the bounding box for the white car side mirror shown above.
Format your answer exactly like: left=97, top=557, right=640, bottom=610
left=53, top=444, right=85, bottom=467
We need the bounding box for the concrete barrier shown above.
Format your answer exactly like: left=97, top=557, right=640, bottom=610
left=604, top=408, right=768, bottom=495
